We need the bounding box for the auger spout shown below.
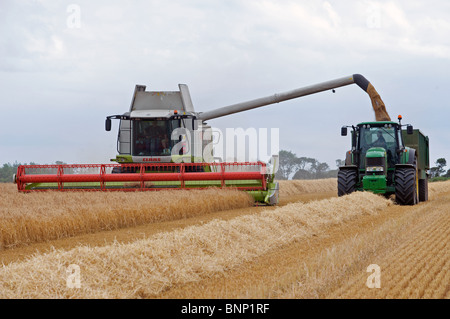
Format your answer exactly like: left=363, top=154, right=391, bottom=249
left=197, top=74, right=390, bottom=122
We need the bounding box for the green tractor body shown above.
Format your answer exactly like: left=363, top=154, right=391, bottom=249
left=338, top=118, right=429, bottom=205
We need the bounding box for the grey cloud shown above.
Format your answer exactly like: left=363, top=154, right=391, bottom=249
left=0, top=0, right=449, bottom=166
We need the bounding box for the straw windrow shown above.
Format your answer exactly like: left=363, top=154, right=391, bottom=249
left=0, top=185, right=254, bottom=249
left=1, top=180, right=448, bottom=298
left=0, top=190, right=394, bottom=298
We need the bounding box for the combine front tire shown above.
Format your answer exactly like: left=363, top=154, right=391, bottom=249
left=395, top=167, right=418, bottom=205
left=337, top=169, right=357, bottom=197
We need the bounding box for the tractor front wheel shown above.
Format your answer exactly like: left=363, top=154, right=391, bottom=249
left=395, top=167, right=418, bottom=205
left=337, top=169, right=357, bottom=197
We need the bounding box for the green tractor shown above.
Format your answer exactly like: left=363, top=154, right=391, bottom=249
left=338, top=116, right=430, bottom=205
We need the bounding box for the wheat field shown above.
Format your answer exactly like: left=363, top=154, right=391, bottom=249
left=0, top=190, right=392, bottom=298
left=0, top=185, right=253, bottom=249
left=0, top=179, right=448, bottom=299
left=328, top=185, right=450, bottom=299
left=277, top=178, right=337, bottom=196
left=0, top=179, right=337, bottom=250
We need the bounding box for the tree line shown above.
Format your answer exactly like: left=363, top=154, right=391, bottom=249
left=275, top=150, right=340, bottom=180
left=430, top=158, right=450, bottom=180
left=274, top=151, right=450, bottom=181
left=0, top=155, right=335, bottom=183
left=0, top=161, right=66, bottom=183
left=1, top=155, right=448, bottom=183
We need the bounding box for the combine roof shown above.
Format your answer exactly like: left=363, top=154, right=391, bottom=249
left=128, top=84, right=195, bottom=118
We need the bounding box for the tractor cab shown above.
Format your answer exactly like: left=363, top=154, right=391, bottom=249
left=357, top=122, right=403, bottom=169
left=341, top=120, right=408, bottom=172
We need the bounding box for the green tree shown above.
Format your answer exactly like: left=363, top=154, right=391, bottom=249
left=436, top=158, right=447, bottom=175
left=275, top=150, right=299, bottom=180
left=304, top=159, right=328, bottom=179
left=0, top=162, right=20, bottom=183
left=0, top=161, right=62, bottom=183
left=431, top=158, right=447, bottom=178
left=296, top=156, right=316, bottom=170
left=292, top=169, right=312, bottom=180
left=444, top=169, right=450, bottom=178
left=335, top=159, right=345, bottom=168
left=276, top=150, right=338, bottom=180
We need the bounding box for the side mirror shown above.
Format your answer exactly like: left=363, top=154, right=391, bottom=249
left=407, top=125, right=413, bottom=135
left=341, top=126, right=347, bottom=136
left=105, top=118, right=112, bottom=131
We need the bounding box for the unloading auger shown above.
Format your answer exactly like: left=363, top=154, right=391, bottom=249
left=15, top=74, right=387, bottom=205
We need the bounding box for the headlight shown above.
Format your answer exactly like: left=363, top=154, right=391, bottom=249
left=366, top=166, right=384, bottom=172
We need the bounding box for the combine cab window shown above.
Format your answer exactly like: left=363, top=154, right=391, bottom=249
left=132, top=120, right=180, bottom=156
left=359, top=125, right=398, bottom=167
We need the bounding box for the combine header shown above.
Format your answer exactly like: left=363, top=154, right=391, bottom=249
left=15, top=74, right=391, bottom=205
left=15, top=162, right=275, bottom=203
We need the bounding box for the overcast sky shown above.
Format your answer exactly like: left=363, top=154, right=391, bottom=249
left=1, top=0, right=449, bottom=169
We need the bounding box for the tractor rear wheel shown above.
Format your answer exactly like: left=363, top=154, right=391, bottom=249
left=395, top=167, right=418, bottom=205
left=419, top=178, right=428, bottom=202
left=337, top=169, right=357, bottom=197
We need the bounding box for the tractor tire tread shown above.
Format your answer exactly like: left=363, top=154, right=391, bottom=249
left=395, top=167, right=417, bottom=205
left=419, top=178, right=428, bottom=202
left=337, top=169, right=357, bottom=197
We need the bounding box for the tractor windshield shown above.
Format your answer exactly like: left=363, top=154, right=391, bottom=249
left=132, top=119, right=181, bottom=156
left=359, top=124, right=398, bottom=167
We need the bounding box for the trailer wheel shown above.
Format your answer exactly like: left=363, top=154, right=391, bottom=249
left=419, top=178, right=428, bottom=202
left=395, top=167, right=418, bottom=205
left=337, top=169, right=357, bottom=197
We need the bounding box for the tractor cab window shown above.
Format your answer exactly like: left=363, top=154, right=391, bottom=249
left=359, top=125, right=398, bottom=167
left=133, top=119, right=180, bottom=156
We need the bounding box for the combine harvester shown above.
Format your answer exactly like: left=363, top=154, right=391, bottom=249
left=15, top=74, right=394, bottom=205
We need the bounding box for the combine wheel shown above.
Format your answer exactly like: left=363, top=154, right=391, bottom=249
left=395, top=167, right=418, bottom=205
left=112, top=167, right=122, bottom=174
left=419, top=178, right=428, bottom=202
left=337, top=169, right=357, bottom=197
